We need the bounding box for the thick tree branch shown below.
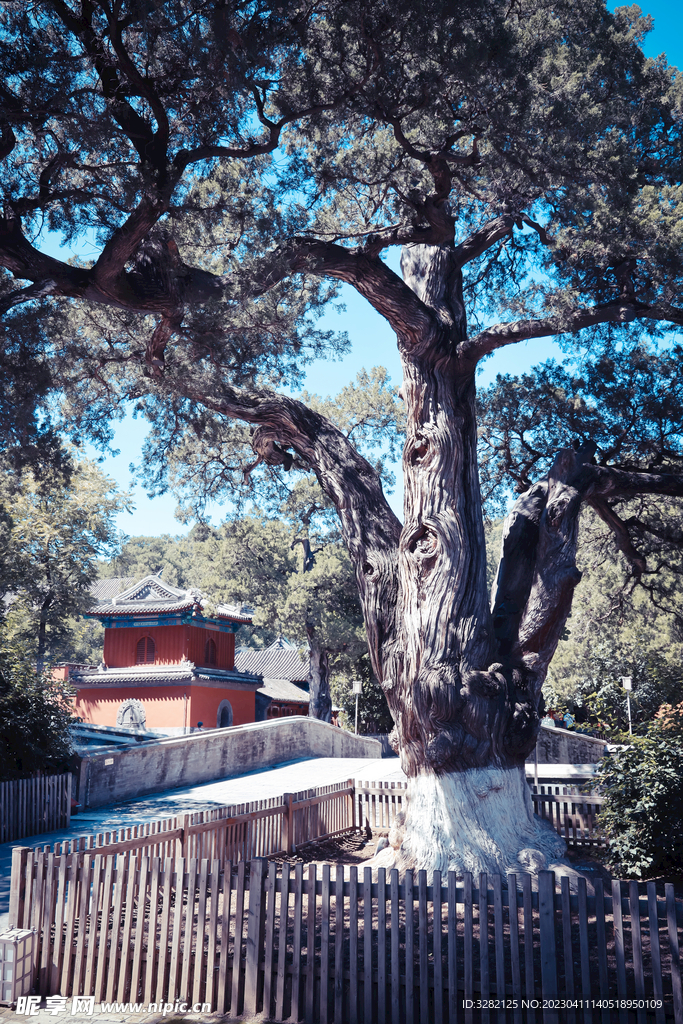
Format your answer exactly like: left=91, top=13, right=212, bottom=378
left=493, top=445, right=683, bottom=686
left=248, top=239, right=438, bottom=345
left=0, top=213, right=436, bottom=352
left=49, top=0, right=161, bottom=167
left=581, top=463, right=683, bottom=501
left=461, top=302, right=683, bottom=364
left=589, top=498, right=647, bottom=577
left=172, top=377, right=402, bottom=680
left=452, top=214, right=517, bottom=270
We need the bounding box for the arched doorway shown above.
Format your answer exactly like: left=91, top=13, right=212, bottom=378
left=216, top=699, right=233, bottom=728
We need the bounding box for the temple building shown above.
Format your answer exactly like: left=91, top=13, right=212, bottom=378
left=60, top=575, right=261, bottom=733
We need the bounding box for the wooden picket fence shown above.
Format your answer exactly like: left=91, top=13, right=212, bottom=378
left=356, top=780, right=605, bottom=849
left=0, top=772, right=72, bottom=843
left=9, top=849, right=683, bottom=1022
left=26, top=780, right=357, bottom=866
left=20, top=778, right=604, bottom=873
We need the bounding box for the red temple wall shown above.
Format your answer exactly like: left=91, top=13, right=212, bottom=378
left=103, top=625, right=188, bottom=668
left=74, top=684, right=255, bottom=729
left=102, top=623, right=236, bottom=669
left=188, top=686, right=254, bottom=729
left=187, top=626, right=235, bottom=670
left=74, top=686, right=188, bottom=728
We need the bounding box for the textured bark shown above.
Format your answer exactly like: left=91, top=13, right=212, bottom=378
left=372, top=244, right=542, bottom=785
left=306, top=628, right=332, bottom=724
left=371, top=767, right=567, bottom=877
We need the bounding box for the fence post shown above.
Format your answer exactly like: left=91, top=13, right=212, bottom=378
left=538, top=871, right=559, bottom=1020
left=9, top=847, right=30, bottom=927
left=244, top=859, right=267, bottom=1016
left=347, top=779, right=355, bottom=831
left=65, top=773, right=72, bottom=828
left=179, top=813, right=191, bottom=860
left=283, top=794, right=294, bottom=854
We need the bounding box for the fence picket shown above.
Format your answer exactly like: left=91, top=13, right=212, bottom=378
left=492, top=872, right=504, bottom=1023
left=275, top=861, right=289, bottom=1022
left=508, top=873, right=522, bottom=1024
left=94, top=854, right=114, bottom=1003
left=666, top=884, right=683, bottom=1024
left=629, top=880, right=646, bottom=1024
left=321, top=863, right=331, bottom=1024
left=245, top=858, right=266, bottom=1016
left=364, top=866, right=373, bottom=1024
left=72, top=853, right=90, bottom=997
left=479, top=872, right=489, bottom=1023
left=560, top=875, right=575, bottom=1024
left=262, top=861, right=277, bottom=1020
left=577, top=876, right=591, bottom=1024
left=378, top=867, right=387, bottom=1024
left=594, top=878, right=611, bottom=1024
left=463, top=871, right=473, bottom=1024
left=647, top=882, right=666, bottom=1024
left=419, top=870, right=429, bottom=1024
left=117, top=853, right=138, bottom=1003
left=216, top=860, right=232, bottom=1014
left=83, top=855, right=103, bottom=997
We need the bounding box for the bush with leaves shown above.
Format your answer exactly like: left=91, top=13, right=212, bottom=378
left=0, top=640, right=74, bottom=781
left=597, top=737, right=683, bottom=878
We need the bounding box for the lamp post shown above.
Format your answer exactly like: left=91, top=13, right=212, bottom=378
left=352, top=679, right=363, bottom=734
left=620, top=676, right=633, bottom=735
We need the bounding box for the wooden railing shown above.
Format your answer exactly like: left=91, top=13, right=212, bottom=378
left=356, top=779, right=606, bottom=848
left=24, top=779, right=605, bottom=873
left=530, top=783, right=605, bottom=848
left=0, top=772, right=72, bottom=843
left=28, top=780, right=356, bottom=864
left=9, top=850, right=683, bottom=1022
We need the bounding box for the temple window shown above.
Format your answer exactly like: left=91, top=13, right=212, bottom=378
left=135, top=635, right=156, bottom=665
left=204, top=638, right=217, bottom=666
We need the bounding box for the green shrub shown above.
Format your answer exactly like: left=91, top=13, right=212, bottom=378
left=597, top=738, right=683, bottom=878
left=0, top=640, right=74, bottom=780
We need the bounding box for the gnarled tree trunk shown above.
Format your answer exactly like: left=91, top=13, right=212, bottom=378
left=364, top=244, right=580, bottom=876
left=176, top=241, right=671, bottom=876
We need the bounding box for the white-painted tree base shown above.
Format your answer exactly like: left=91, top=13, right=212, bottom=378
left=367, top=765, right=568, bottom=878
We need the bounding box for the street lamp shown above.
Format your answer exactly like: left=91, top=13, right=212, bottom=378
left=620, top=676, right=633, bottom=735
left=352, top=679, right=363, bottom=734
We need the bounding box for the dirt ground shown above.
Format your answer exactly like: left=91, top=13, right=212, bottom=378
left=272, top=829, right=683, bottom=896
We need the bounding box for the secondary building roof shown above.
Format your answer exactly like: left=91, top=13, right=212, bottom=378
left=235, top=637, right=310, bottom=683
left=258, top=677, right=311, bottom=704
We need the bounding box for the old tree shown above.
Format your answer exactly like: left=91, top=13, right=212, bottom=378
left=3, top=0, right=683, bottom=874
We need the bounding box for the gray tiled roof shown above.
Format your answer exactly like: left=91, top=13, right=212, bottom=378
left=69, top=661, right=261, bottom=687
left=258, top=677, right=310, bottom=704
left=89, top=577, right=138, bottom=601
left=235, top=639, right=309, bottom=683
left=89, top=574, right=253, bottom=622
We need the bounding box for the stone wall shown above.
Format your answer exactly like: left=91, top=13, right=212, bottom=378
left=526, top=723, right=607, bottom=765
left=76, top=717, right=383, bottom=809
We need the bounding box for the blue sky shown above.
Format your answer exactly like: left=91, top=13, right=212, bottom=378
left=68, top=0, right=683, bottom=537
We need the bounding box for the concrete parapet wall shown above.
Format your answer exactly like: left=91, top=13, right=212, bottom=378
left=526, top=723, right=607, bottom=765
left=78, top=717, right=383, bottom=808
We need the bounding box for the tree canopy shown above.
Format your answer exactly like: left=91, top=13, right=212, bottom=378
left=3, top=0, right=683, bottom=874
left=0, top=456, right=130, bottom=670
